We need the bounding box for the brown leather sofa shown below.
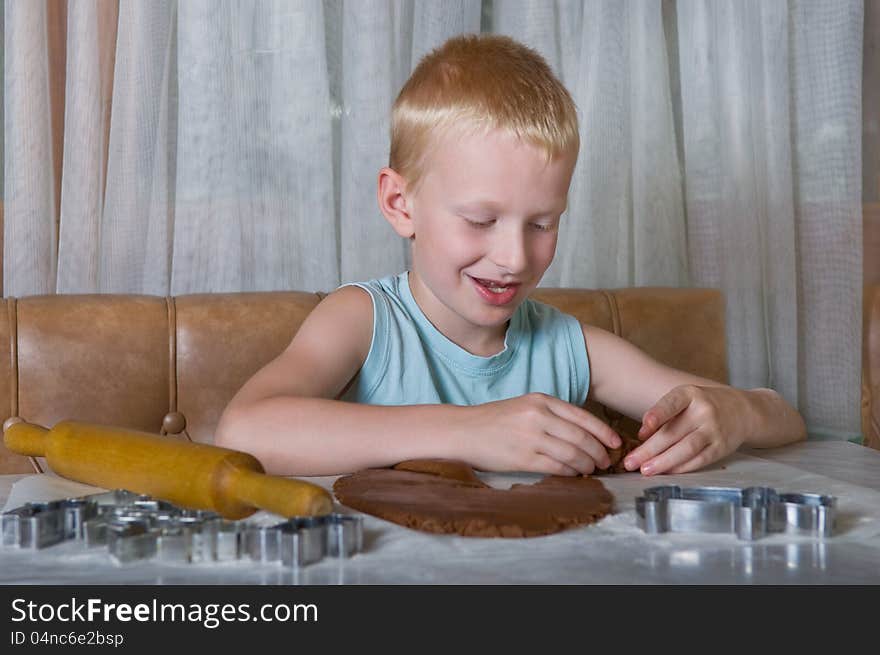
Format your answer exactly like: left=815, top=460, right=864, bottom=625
left=0, top=285, right=873, bottom=474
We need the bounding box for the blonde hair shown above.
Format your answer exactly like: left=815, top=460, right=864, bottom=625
left=390, top=33, right=580, bottom=192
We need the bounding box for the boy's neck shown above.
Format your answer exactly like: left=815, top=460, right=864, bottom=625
left=406, top=271, right=510, bottom=357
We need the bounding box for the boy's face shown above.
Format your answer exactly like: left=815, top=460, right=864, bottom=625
left=400, top=128, right=576, bottom=352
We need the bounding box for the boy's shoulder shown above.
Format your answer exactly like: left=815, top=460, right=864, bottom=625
left=340, top=272, right=406, bottom=298
left=338, top=272, right=419, bottom=322
left=317, top=284, right=374, bottom=328
left=318, top=271, right=409, bottom=342
left=284, top=284, right=374, bottom=374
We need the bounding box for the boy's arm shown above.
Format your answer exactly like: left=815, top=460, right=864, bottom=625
left=215, top=286, right=459, bottom=475
left=583, top=324, right=807, bottom=476
left=215, top=286, right=621, bottom=476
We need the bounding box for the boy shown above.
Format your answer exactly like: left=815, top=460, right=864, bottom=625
left=216, top=34, right=805, bottom=477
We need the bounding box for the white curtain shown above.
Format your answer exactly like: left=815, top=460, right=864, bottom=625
left=5, top=0, right=58, bottom=295
left=3, top=0, right=864, bottom=440
left=677, top=1, right=863, bottom=438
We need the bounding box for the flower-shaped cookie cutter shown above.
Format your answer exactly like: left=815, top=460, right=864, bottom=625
left=635, top=485, right=836, bottom=540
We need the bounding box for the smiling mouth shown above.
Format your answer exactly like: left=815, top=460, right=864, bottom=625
left=471, top=276, right=519, bottom=294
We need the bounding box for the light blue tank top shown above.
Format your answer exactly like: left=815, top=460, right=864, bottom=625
left=341, top=272, right=590, bottom=407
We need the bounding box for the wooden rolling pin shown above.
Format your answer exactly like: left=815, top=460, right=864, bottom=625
left=4, top=420, right=333, bottom=520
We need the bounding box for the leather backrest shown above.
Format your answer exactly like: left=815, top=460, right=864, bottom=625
left=175, top=292, right=323, bottom=445
left=0, top=288, right=727, bottom=473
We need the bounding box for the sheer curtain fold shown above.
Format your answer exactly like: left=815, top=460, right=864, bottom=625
left=56, top=0, right=118, bottom=293
left=338, top=2, right=403, bottom=284
left=173, top=0, right=336, bottom=294
left=4, top=1, right=58, bottom=296
left=789, top=0, right=863, bottom=434
left=2, top=0, right=865, bottom=439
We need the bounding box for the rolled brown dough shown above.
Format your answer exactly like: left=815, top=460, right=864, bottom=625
left=333, top=458, right=620, bottom=538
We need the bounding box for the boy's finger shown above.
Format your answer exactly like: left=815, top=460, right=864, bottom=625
left=624, top=414, right=696, bottom=471
left=638, top=433, right=710, bottom=476
left=666, top=447, right=715, bottom=475
left=532, top=454, right=580, bottom=477
left=548, top=400, right=621, bottom=449
left=543, top=420, right=610, bottom=470
left=535, top=434, right=595, bottom=473
left=639, top=386, right=694, bottom=440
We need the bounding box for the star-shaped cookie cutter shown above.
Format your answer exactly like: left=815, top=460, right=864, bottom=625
left=635, top=485, right=836, bottom=540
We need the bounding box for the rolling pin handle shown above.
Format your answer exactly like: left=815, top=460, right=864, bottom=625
left=3, top=416, right=24, bottom=433
left=226, top=466, right=334, bottom=518
left=3, top=420, right=50, bottom=457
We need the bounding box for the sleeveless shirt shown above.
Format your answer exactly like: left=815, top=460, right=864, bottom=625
left=340, top=272, right=590, bottom=406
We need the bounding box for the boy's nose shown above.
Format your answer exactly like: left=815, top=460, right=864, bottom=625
left=489, top=227, right=528, bottom=275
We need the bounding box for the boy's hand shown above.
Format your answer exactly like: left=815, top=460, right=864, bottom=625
left=623, top=384, right=748, bottom=475
left=459, top=393, right=622, bottom=476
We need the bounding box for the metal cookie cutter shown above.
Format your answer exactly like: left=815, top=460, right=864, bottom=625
left=81, top=489, right=143, bottom=508
left=325, top=513, right=364, bottom=558
left=156, top=513, right=221, bottom=563
left=60, top=498, right=100, bottom=540
left=246, top=524, right=284, bottom=564
left=84, top=504, right=164, bottom=549
left=108, top=517, right=157, bottom=564
left=215, top=520, right=245, bottom=561
left=2, top=488, right=366, bottom=567
left=2, top=505, right=31, bottom=546
left=2, top=501, right=66, bottom=549
left=280, top=517, right=327, bottom=568
left=636, top=485, right=836, bottom=541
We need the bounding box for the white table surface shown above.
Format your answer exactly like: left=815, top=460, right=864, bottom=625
left=2, top=440, right=879, bottom=584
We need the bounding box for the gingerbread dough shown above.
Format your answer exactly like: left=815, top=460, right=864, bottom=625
left=333, top=459, right=616, bottom=538
left=599, top=434, right=642, bottom=474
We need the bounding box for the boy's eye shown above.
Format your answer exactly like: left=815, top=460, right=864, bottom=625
left=464, top=218, right=495, bottom=229
left=530, top=222, right=557, bottom=232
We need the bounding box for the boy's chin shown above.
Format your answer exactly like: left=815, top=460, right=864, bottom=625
left=468, top=303, right=521, bottom=326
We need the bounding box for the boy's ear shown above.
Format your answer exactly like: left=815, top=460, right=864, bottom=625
left=377, top=167, right=415, bottom=238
